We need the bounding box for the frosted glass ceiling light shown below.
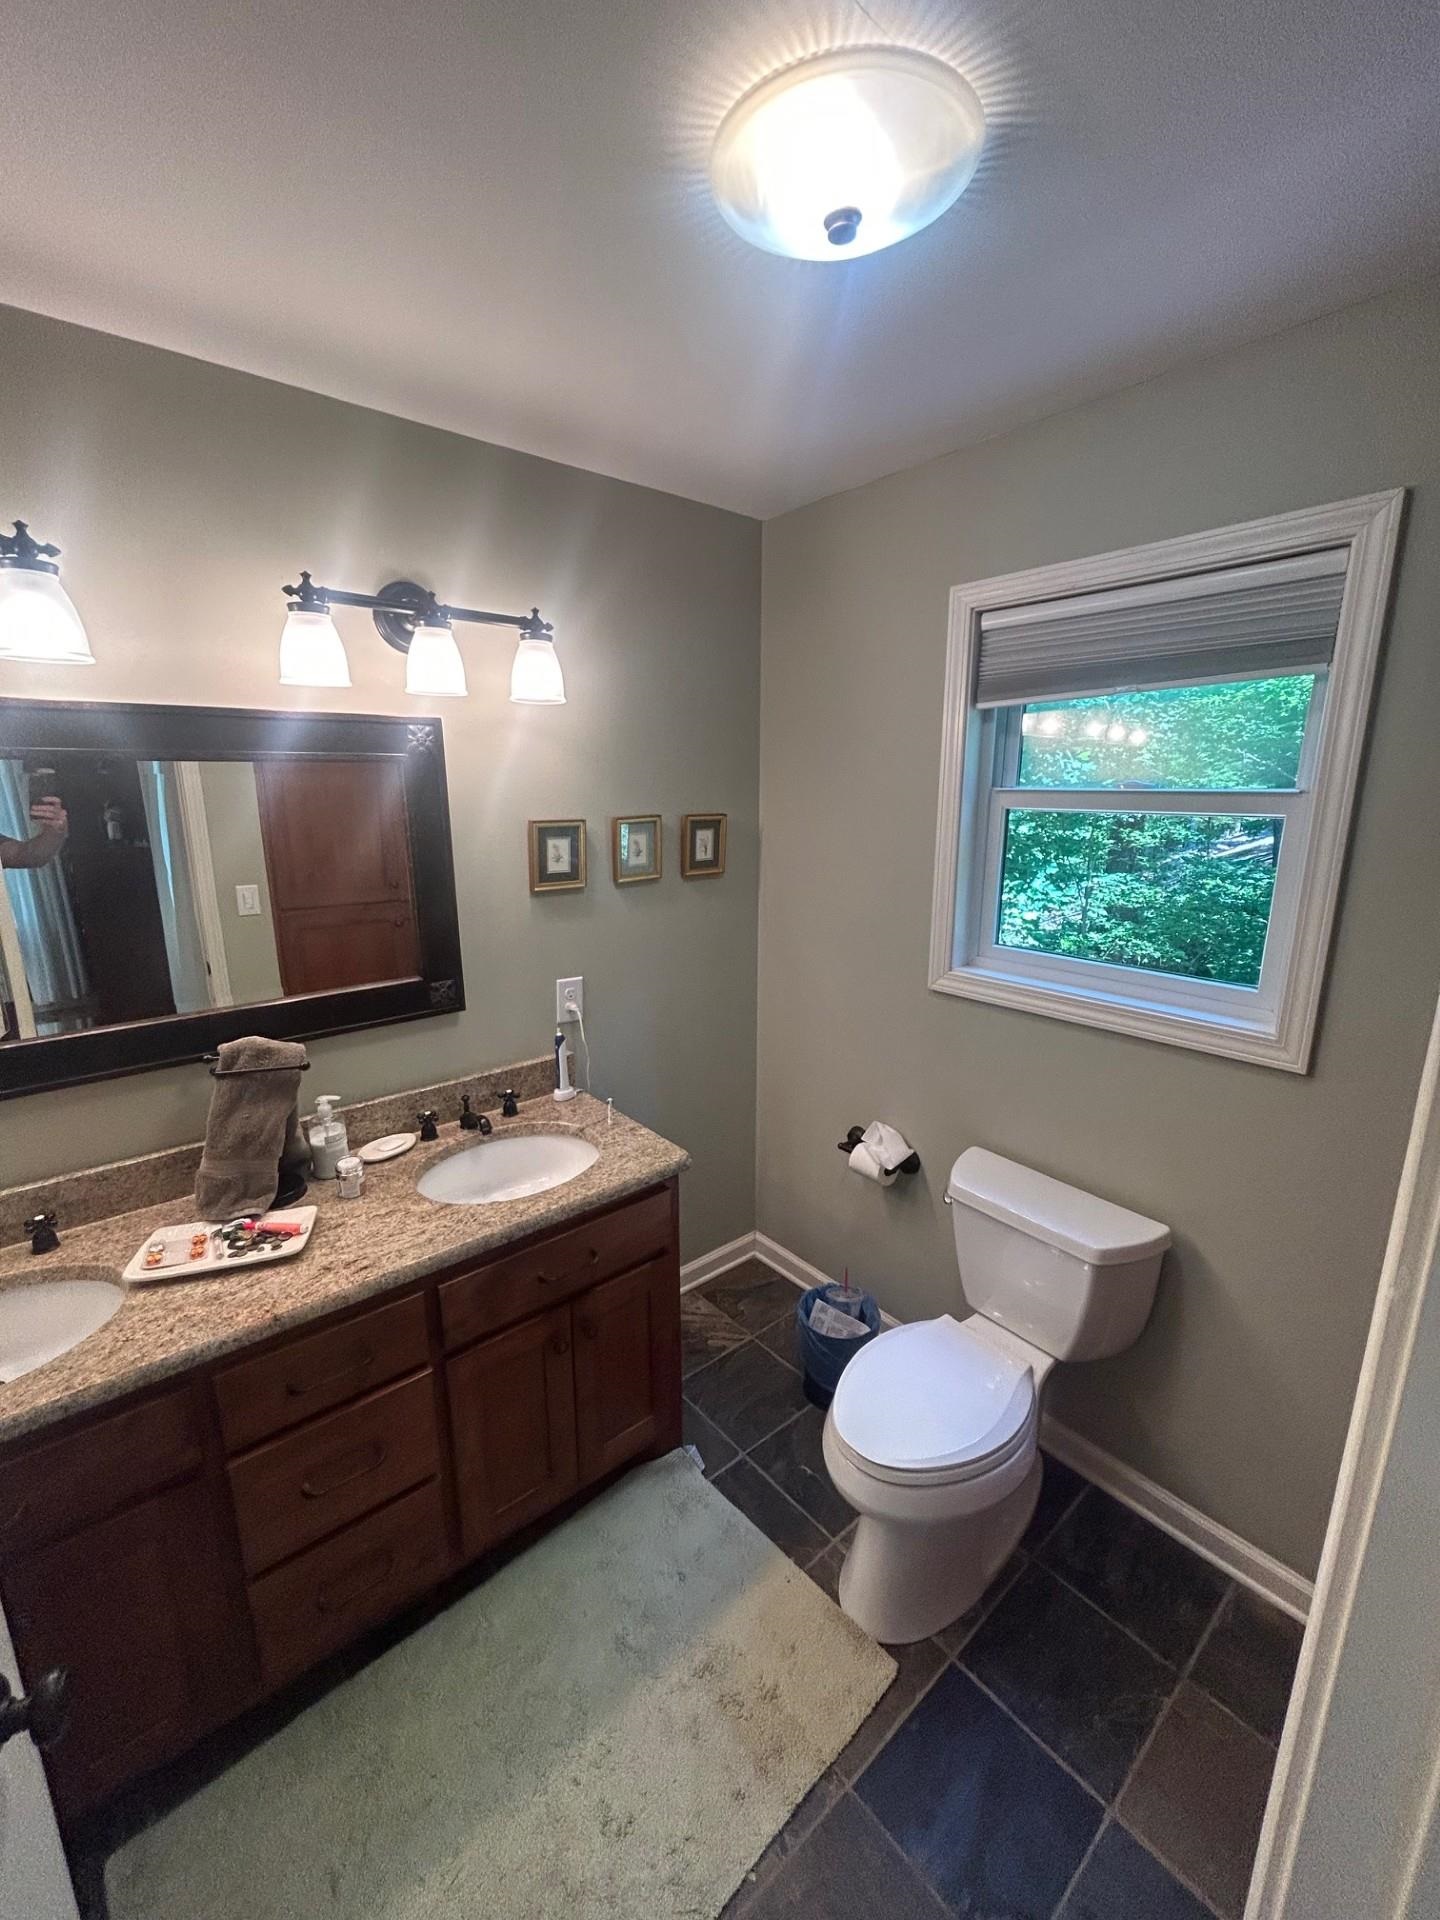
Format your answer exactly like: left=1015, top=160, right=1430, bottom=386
left=0, top=521, right=94, bottom=665
left=509, top=633, right=566, bottom=705
left=405, top=619, right=468, bottom=698
left=710, top=47, right=985, bottom=262
left=278, top=606, right=351, bottom=688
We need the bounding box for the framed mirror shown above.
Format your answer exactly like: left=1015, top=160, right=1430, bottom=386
left=0, top=699, right=464, bottom=1097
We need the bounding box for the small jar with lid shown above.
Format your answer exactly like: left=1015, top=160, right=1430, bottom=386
left=335, top=1155, right=364, bottom=1200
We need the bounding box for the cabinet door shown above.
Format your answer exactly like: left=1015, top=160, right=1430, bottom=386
left=573, top=1254, right=680, bottom=1485
left=4, top=1479, right=252, bottom=1813
left=447, top=1304, right=578, bottom=1558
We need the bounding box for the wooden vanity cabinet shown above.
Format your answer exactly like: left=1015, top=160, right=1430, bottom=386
left=0, top=1177, right=680, bottom=1820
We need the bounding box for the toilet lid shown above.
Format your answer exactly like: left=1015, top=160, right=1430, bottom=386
left=831, top=1315, right=1034, bottom=1477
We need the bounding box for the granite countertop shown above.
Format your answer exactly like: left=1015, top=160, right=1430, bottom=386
left=0, top=1092, right=688, bottom=1446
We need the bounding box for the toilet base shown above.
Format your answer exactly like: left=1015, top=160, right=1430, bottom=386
left=835, top=1450, right=1042, bottom=1644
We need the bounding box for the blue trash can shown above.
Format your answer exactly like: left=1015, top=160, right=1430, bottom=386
left=795, top=1284, right=882, bottom=1409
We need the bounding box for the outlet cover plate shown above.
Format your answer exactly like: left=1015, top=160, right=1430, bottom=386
left=556, top=976, right=584, bottom=1022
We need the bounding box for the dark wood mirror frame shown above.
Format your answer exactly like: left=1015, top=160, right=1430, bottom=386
left=0, top=699, right=465, bottom=1099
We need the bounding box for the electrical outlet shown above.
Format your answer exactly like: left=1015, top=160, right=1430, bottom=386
left=556, top=976, right=584, bottom=1022
left=235, top=883, right=262, bottom=918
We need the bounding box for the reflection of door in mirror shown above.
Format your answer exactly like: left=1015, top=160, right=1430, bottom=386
left=254, top=759, right=421, bottom=996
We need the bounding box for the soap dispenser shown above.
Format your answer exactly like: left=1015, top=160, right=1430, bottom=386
left=308, top=1095, right=348, bottom=1180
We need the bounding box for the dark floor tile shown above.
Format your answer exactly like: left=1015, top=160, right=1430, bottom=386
left=833, top=1637, right=949, bottom=1782
left=1040, top=1490, right=1229, bottom=1665
left=1024, top=1453, right=1088, bottom=1550
left=756, top=1315, right=802, bottom=1371
left=750, top=1406, right=854, bottom=1536
left=807, top=1542, right=844, bottom=1605
left=962, top=1563, right=1177, bottom=1798
left=935, top=1550, right=1027, bottom=1655
left=1119, top=1683, right=1275, bottom=1920
left=713, top=1456, right=828, bottom=1566
left=681, top=1290, right=750, bottom=1376
left=1190, top=1588, right=1303, bottom=1742
left=721, top=1769, right=846, bottom=1915
left=701, top=1262, right=804, bottom=1334
left=685, top=1340, right=809, bottom=1451
left=682, top=1397, right=739, bottom=1477
left=726, top=1792, right=952, bottom=1919
left=858, top=1666, right=1103, bottom=1919
left=1059, top=1821, right=1217, bottom=1920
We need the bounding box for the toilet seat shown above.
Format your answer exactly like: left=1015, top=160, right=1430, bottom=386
left=830, top=1315, right=1037, bottom=1488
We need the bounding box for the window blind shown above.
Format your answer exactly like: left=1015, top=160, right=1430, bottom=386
left=973, top=547, right=1347, bottom=709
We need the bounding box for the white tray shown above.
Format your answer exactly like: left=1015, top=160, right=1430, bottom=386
left=124, top=1207, right=318, bottom=1285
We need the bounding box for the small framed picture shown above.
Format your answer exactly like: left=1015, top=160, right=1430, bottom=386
left=529, top=819, right=587, bottom=893
left=682, top=812, right=727, bottom=879
left=612, top=814, right=662, bottom=885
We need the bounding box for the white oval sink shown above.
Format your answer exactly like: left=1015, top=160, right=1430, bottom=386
left=0, top=1269, right=125, bottom=1384
left=417, top=1134, right=600, bottom=1206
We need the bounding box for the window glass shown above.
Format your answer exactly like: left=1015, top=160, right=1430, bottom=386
left=1015, top=675, right=1316, bottom=792
left=996, top=810, right=1284, bottom=988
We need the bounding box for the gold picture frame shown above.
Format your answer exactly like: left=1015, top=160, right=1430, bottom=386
left=681, top=812, right=727, bottom=879
left=612, top=814, right=663, bottom=885
left=528, top=819, right=587, bottom=892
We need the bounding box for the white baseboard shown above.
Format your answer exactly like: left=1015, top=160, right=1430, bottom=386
left=1039, top=1417, right=1313, bottom=1622
left=680, top=1233, right=759, bottom=1291
left=749, top=1230, right=1313, bottom=1621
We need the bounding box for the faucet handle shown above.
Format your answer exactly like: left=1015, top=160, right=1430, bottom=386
left=417, top=1110, right=439, bottom=1142
left=25, top=1212, right=59, bottom=1256
left=500, top=1089, right=519, bottom=1119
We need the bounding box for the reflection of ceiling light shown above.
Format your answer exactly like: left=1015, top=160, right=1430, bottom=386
left=1106, top=723, right=1127, bottom=742
left=710, top=48, right=986, bottom=262
left=1039, top=714, right=1064, bottom=736
left=1084, top=719, right=1106, bottom=739
left=1128, top=728, right=1149, bottom=746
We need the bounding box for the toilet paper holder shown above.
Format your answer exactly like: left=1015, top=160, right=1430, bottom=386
left=836, top=1125, right=921, bottom=1176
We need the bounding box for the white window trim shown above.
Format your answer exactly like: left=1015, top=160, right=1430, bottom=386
left=928, top=491, right=1406, bottom=1072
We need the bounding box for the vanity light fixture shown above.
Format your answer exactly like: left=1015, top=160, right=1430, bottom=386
left=278, top=574, right=564, bottom=705
left=709, top=47, right=986, bottom=262
left=0, top=521, right=95, bottom=666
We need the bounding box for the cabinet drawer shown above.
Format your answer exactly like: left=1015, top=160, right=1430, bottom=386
left=0, top=1386, right=204, bottom=1557
left=440, top=1186, right=672, bottom=1350
left=248, top=1479, right=448, bottom=1686
left=228, top=1371, right=439, bottom=1577
left=215, top=1293, right=430, bottom=1453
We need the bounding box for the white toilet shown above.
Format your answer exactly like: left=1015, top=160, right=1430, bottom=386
left=822, top=1147, right=1170, bottom=1644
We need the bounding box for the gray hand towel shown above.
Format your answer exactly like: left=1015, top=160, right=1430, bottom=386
left=194, top=1036, right=310, bottom=1222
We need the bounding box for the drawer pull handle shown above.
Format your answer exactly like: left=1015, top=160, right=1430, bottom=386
left=300, top=1440, right=388, bottom=1500
left=550, top=1334, right=570, bottom=1356
left=285, top=1347, right=376, bottom=1399
left=315, top=1546, right=395, bottom=1615
left=587, top=1247, right=600, bottom=1263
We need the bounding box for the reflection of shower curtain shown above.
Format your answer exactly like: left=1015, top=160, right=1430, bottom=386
left=0, top=759, right=90, bottom=1014
left=138, top=761, right=212, bottom=1014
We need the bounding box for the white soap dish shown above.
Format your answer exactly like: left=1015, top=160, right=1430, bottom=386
left=356, top=1132, right=417, bottom=1164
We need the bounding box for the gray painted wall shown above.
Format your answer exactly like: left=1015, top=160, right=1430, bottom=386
left=195, top=760, right=283, bottom=1005
left=0, top=305, right=761, bottom=1264
left=758, top=279, right=1440, bottom=1577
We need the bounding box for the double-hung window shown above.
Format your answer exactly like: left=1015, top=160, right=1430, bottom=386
left=929, top=494, right=1404, bottom=1070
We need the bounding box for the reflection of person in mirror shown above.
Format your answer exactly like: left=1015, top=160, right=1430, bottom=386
left=1, top=795, right=69, bottom=869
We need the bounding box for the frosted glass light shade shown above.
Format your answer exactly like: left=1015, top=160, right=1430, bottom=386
left=404, top=621, right=468, bottom=698
left=0, top=568, right=94, bottom=665
left=509, top=635, right=566, bottom=705
left=278, top=608, right=351, bottom=688
left=710, top=47, right=985, bottom=262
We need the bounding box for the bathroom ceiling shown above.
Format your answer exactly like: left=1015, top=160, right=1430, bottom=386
left=1, top=0, right=1438, bottom=518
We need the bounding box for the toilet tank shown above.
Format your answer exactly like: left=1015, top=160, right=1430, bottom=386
left=947, top=1148, right=1170, bottom=1362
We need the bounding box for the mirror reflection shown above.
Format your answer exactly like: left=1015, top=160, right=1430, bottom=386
left=1, top=752, right=420, bottom=1042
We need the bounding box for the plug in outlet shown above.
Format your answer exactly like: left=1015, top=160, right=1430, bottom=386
left=556, top=976, right=584, bottom=1022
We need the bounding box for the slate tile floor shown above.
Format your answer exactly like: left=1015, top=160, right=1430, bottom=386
left=688, top=1262, right=1303, bottom=1920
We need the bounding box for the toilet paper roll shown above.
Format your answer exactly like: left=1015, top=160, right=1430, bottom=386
left=861, top=1121, right=914, bottom=1174
left=848, top=1142, right=898, bottom=1187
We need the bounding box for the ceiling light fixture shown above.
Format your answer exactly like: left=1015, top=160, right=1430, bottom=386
left=0, top=520, right=95, bottom=666
left=709, top=47, right=986, bottom=262
left=278, top=574, right=563, bottom=705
